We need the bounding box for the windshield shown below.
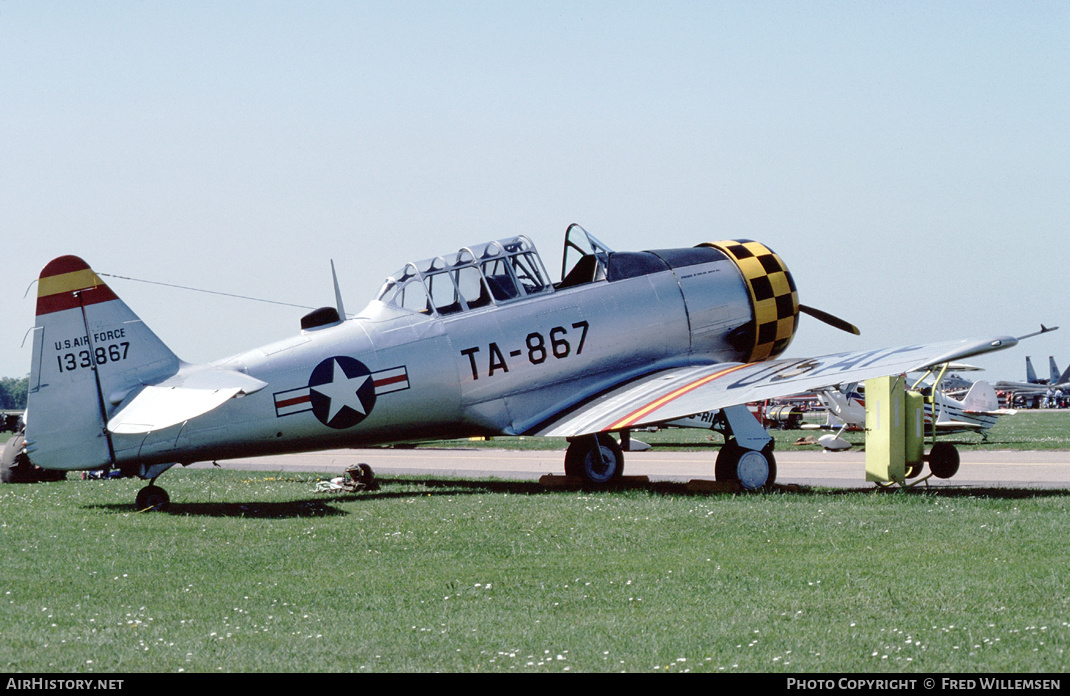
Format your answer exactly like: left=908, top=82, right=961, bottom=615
left=559, top=223, right=614, bottom=287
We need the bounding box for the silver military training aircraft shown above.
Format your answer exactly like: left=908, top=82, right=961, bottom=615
left=6, top=224, right=1028, bottom=509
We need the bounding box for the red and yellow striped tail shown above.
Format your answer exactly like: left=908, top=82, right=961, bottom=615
left=36, top=255, right=118, bottom=316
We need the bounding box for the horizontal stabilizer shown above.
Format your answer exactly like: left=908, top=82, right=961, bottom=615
left=108, top=367, right=267, bottom=435
left=931, top=420, right=984, bottom=431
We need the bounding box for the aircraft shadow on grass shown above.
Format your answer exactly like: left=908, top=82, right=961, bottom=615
left=85, top=475, right=1069, bottom=519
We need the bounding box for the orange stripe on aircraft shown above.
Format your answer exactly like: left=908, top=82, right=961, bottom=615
left=608, top=363, right=751, bottom=431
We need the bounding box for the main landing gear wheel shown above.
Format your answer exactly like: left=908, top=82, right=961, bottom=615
left=715, top=440, right=777, bottom=491
left=136, top=485, right=170, bottom=512
left=564, top=433, right=624, bottom=485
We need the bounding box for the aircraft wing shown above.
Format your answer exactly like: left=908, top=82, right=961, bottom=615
left=107, top=367, right=268, bottom=435
left=532, top=335, right=1018, bottom=438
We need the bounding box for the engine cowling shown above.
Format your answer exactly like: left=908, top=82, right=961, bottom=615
left=701, top=240, right=800, bottom=363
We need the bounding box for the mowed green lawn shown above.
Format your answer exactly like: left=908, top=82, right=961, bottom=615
left=2, top=451, right=1068, bottom=673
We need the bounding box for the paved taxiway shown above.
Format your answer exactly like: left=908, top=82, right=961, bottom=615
left=192, top=447, right=1070, bottom=490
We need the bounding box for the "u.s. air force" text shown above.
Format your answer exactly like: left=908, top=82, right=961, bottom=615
left=54, top=328, right=131, bottom=374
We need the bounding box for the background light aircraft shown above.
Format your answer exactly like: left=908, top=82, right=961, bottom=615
left=4, top=224, right=1028, bottom=509
left=806, top=376, right=1016, bottom=450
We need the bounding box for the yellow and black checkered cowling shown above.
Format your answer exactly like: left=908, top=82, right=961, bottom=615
left=701, top=240, right=799, bottom=362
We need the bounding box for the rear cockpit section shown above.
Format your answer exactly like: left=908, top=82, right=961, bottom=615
left=376, top=236, right=553, bottom=317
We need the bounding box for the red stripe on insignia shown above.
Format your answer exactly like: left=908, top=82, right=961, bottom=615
left=275, top=394, right=312, bottom=409
left=373, top=374, right=407, bottom=388
left=608, top=364, right=750, bottom=431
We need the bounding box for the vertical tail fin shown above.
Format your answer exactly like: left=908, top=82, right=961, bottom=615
left=1050, top=357, right=1062, bottom=385
left=1058, top=362, right=1070, bottom=387
left=962, top=380, right=999, bottom=413
left=25, top=256, right=180, bottom=471
left=1026, top=356, right=1038, bottom=383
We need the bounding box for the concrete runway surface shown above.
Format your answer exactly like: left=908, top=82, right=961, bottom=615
left=190, top=446, right=1070, bottom=490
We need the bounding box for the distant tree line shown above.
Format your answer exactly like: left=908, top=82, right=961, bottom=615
left=0, top=376, right=28, bottom=410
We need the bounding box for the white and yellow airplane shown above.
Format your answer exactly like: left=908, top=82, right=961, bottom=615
left=3, top=224, right=1031, bottom=508
left=806, top=373, right=1018, bottom=451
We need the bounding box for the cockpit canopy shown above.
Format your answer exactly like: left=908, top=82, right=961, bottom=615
left=376, top=236, right=553, bottom=316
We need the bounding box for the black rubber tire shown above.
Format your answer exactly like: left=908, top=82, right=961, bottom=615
left=564, top=434, right=624, bottom=484
left=715, top=440, right=743, bottom=482
left=716, top=440, right=777, bottom=490
left=135, top=485, right=170, bottom=512
left=926, top=442, right=960, bottom=479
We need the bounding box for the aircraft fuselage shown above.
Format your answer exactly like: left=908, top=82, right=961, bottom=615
left=115, top=247, right=755, bottom=468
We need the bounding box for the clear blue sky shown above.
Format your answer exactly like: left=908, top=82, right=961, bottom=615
left=2, top=1, right=1067, bottom=383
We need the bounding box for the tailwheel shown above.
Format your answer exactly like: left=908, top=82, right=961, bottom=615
left=715, top=440, right=777, bottom=491
left=136, top=484, right=170, bottom=512
left=564, top=433, right=624, bottom=485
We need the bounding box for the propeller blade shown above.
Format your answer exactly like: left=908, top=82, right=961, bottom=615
left=799, top=304, right=861, bottom=335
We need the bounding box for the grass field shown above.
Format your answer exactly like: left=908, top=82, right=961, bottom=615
left=1, top=411, right=1068, bottom=673
left=1, top=473, right=1068, bottom=672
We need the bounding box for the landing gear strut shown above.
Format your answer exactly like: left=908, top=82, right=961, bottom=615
left=712, top=404, right=777, bottom=490
left=123, top=462, right=179, bottom=512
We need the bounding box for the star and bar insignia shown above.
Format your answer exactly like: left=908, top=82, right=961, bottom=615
left=272, top=357, right=409, bottom=429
